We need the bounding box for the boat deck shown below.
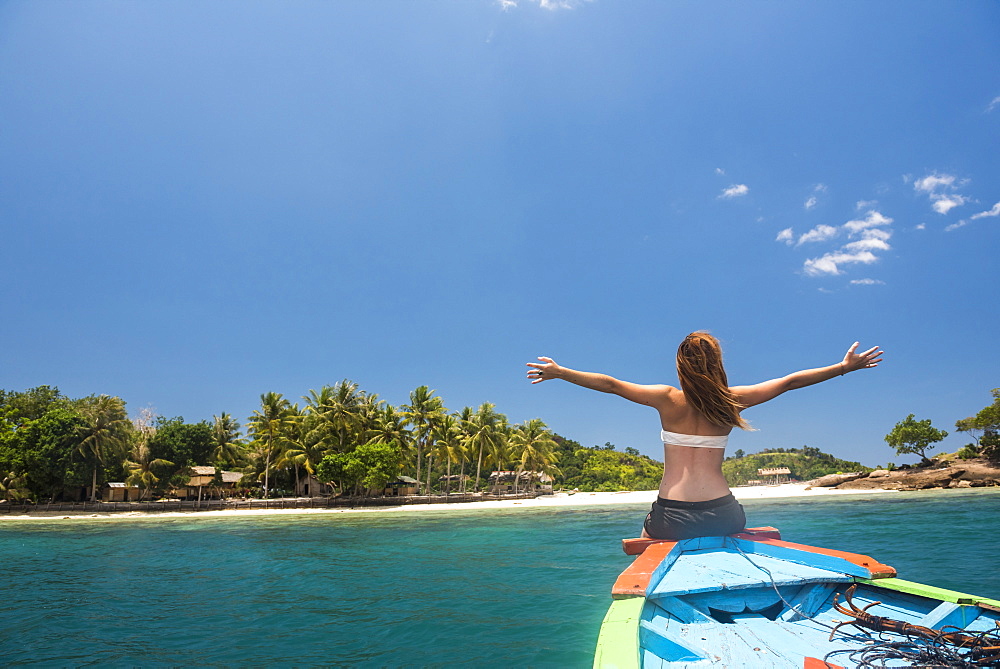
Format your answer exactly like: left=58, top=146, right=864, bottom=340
left=596, top=531, right=1000, bottom=669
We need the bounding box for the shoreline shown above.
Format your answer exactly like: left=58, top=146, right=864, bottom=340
left=0, top=483, right=894, bottom=521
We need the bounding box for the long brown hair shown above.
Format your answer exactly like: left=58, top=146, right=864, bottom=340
left=676, top=331, right=750, bottom=430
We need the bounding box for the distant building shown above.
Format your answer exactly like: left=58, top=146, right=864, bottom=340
left=175, top=467, right=244, bottom=500
left=384, top=476, right=419, bottom=497
left=757, top=467, right=791, bottom=485
left=489, top=471, right=553, bottom=493
left=296, top=474, right=329, bottom=498
left=102, top=482, right=141, bottom=502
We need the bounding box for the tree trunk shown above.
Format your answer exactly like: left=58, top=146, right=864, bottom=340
left=415, top=441, right=423, bottom=496
left=446, top=457, right=452, bottom=494
left=475, top=446, right=484, bottom=493
left=91, top=467, right=98, bottom=502
left=426, top=451, right=434, bottom=497
left=264, top=445, right=271, bottom=498
left=459, top=459, right=466, bottom=493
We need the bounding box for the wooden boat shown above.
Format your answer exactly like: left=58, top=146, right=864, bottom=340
left=594, top=527, right=1000, bottom=668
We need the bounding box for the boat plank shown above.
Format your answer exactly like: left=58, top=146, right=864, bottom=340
left=612, top=541, right=677, bottom=599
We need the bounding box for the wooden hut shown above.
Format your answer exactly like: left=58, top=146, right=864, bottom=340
left=296, top=474, right=330, bottom=498
left=384, top=476, right=419, bottom=497
left=757, top=467, right=791, bottom=485
left=102, top=482, right=141, bottom=502
left=489, top=471, right=553, bottom=492
left=177, top=467, right=243, bottom=500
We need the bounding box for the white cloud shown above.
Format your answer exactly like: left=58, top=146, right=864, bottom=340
left=498, top=0, right=587, bottom=9
left=796, top=224, right=838, bottom=245
left=850, top=278, right=885, bottom=286
left=844, top=227, right=892, bottom=252
left=971, top=202, right=1000, bottom=219
left=814, top=184, right=828, bottom=193
left=536, top=0, right=583, bottom=8
left=914, top=174, right=955, bottom=193
left=844, top=237, right=890, bottom=252
left=775, top=228, right=794, bottom=245
left=915, top=223, right=926, bottom=230
left=843, top=210, right=893, bottom=234
left=720, top=184, right=749, bottom=199
left=715, top=167, right=725, bottom=175
left=913, top=171, right=970, bottom=215
left=856, top=200, right=878, bottom=210
left=803, top=250, right=879, bottom=276
left=931, top=194, right=969, bottom=215
left=804, top=196, right=818, bottom=210
left=988, top=96, right=1000, bottom=113
left=945, top=220, right=968, bottom=232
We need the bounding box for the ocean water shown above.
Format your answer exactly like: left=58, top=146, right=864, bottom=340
left=2, top=488, right=999, bottom=667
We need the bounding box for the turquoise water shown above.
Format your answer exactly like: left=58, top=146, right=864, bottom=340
left=2, top=488, right=999, bottom=667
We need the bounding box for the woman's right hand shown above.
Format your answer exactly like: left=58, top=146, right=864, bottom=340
left=526, top=356, right=562, bottom=384
left=842, top=342, right=884, bottom=373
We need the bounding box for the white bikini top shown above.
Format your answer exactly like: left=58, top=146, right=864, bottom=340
left=660, top=429, right=728, bottom=450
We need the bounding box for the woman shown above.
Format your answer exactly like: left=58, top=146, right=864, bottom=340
left=526, top=332, right=883, bottom=540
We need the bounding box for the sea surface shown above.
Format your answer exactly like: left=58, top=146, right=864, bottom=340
left=2, top=488, right=999, bottom=667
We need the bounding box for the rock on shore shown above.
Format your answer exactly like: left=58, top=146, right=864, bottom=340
left=808, top=458, right=1000, bottom=491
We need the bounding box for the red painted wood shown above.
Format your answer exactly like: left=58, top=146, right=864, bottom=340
left=803, top=658, right=844, bottom=669
left=612, top=541, right=677, bottom=598
left=739, top=537, right=896, bottom=577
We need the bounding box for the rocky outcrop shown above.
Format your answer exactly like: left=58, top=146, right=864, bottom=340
left=807, top=472, right=867, bottom=487
left=832, top=459, right=1000, bottom=491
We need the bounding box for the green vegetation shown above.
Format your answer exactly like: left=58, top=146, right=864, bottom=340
left=0, top=382, right=561, bottom=502
left=885, top=414, right=948, bottom=466
left=955, top=388, right=1000, bottom=462
left=551, top=436, right=661, bottom=491
left=721, top=446, right=870, bottom=486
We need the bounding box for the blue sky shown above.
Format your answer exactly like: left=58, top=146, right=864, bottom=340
left=2, top=1, right=997, bottom=466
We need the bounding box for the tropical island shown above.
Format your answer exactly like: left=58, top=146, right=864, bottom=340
left=2, top=383, right=998, bottom=511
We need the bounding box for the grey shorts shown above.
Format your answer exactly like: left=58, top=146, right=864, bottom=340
left=643, top=493, right=746, bottom=540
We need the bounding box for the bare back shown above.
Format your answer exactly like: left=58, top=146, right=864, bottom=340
left=655, top=386, right=733, bottom=501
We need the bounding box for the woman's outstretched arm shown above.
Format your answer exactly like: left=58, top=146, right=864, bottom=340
left=526, top=356, right=672, bottom=408
left=732, top=342, right=883, bottom=408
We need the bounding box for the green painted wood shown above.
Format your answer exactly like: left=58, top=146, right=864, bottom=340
left=593, top=597, right=642, bottom=669
left=861, top=577, right=1000, bottom=609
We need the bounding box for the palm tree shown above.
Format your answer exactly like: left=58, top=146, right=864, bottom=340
left=466, top=402, right=508, bottom=493
left=124, top=440, right=173, bottom=500
left=402, top=386, right=445, bottom=495
left=432, top=414, right=465, bottom=494
left=246, top=392, right=297, bottom=498
left=0, top=471, right=29, bottom=502
left=357, top=392, right=385, bottom=439
left=75, top=395, right=131, bottom=501
left=324, top=380, right=364, bottom=452
left=509, top=418, right=561, bottom=493
left=455, top=406, right=476, bottom=492
left=366, top=405, right=412, bottom=457
left=211, top=413, right=246, bottom=468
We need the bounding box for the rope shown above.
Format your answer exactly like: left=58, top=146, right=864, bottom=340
left=725, top=537, right=1000, bottom=667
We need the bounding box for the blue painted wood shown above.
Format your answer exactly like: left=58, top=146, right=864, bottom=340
left=638, top=620, right=705, bottom=662
left=779, top=583, right=837, bottom=622
left=644, top=544, right=684, bottom=599
left=631, top=540, right=1000, bottom=668
left=652, top=596, right=713, bottom=624
left=648, top=548, right=850, bottom=599
left=920, top=601, right=967, bottom=630
left=726, top=536, right=873, bottom=579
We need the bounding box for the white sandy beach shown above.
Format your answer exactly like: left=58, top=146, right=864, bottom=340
left=0, top=483, right=892, bottom=521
